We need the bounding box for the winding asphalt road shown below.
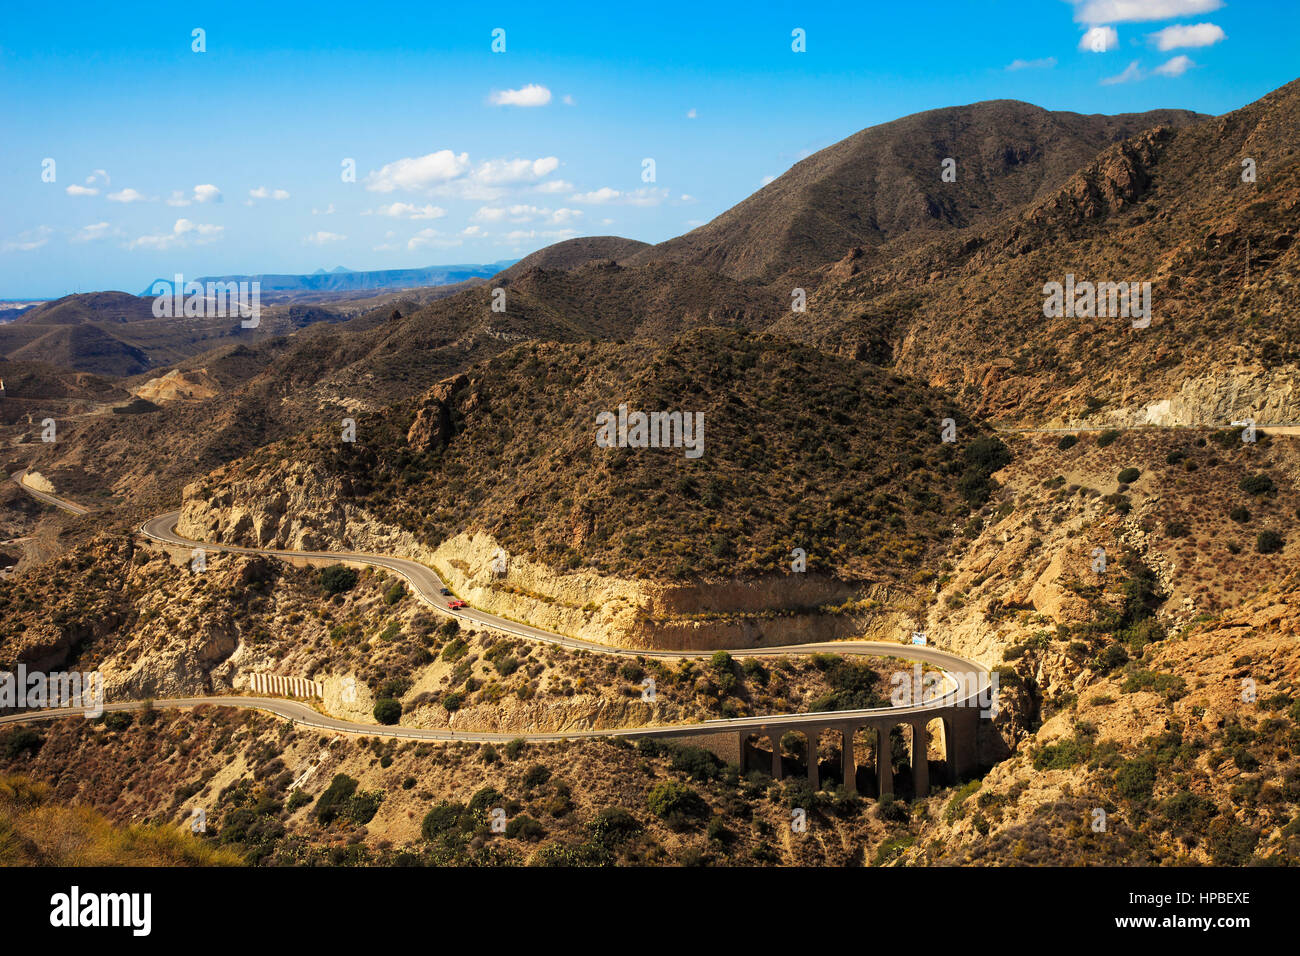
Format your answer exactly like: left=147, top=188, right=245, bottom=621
left=2, top=476, right=990, bottom=744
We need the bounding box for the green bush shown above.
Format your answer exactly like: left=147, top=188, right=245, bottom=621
left=421, top=801, right=467, bottom=839
left=1096, top=430, right=1120, bottom=448
left=0, top=728, right=44, bottom=759
left=315, top=773, right=359, bottom=824
left=1057, top=434, right=1078, bottom=451
left=383, top=581, right=407, bottom=605
left=1229, top=505, right=1250, bottom=523
left=1240, top=473, right=1276, bottom=496
left=646, top=781, right=709, bottom=825
left=373, top=698, right=402, bottom=724
left=1257, top=530, right=1284, bottom=554
left=1117, top=467, right=1140, bottom=484
left=505, top=814, right=546, bottom=841
left=319, top=564, right=359, bottom=595
left=669, top=746, right=723, bottom=782
left=1114, top=757, right=1156, bottom=801
left=522, top=764, right=551, bottom=788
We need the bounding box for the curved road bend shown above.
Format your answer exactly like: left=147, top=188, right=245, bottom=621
left=4, top=483, right=991, bottom=742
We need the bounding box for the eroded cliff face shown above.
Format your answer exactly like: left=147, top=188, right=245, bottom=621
left=177, top=464, right=912, bottom=651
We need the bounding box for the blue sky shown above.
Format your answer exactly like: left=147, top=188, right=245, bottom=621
left=1, top=0, right=1295, bottom=298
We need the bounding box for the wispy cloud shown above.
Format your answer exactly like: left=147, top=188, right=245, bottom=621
left=369, top=202, right=447, bottom=220
left=65, top=184, right=98, bottom=197
left=167, top=184, right=222, bottom=206
left=1153, top=53, right=1195, bottom=76
left=304, top=231, right=346, bottom=244
left=1006, top=56, right=1058, bottom=70
left=107, top=188, right=151, bottom=203
left=128, top=218, right=223, bottom=250
left=1101, top=60, right=1144, bottom=84
left=1148, top=22, right=1225, bottom=50
left=569, top=186, right=666, bottom=206
left=489, top=84, right=552, bottom=107
left=2, top=226, right=53, bottom=252
left=72, top=222, right=118, bottom=243
left=249, top=186, right=290, bottom=200
left=1071, top=0, right=1222, bottom=23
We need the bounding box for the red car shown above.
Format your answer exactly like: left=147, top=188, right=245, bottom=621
left=447, top=599, right=468, bottom=610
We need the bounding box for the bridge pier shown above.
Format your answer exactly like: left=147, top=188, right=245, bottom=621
left=875, top=724, right=893, bottom=799
left=911, top=721, right=930, bottom=798
left=842, top=726, right=857, bottom=793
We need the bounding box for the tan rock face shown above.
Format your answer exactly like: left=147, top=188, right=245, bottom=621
left=179, top=465, right=910, bottom=650
left=405, top=373, right=469, bottom=453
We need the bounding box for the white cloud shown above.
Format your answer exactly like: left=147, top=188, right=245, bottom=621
left=570, top=187, right=620, bottom=204
left=2, top=226, right=53, bottom=252
left=107, top=188, right=150, bottom=203
left=562, top=94, right=575, bottom=106
left=128, top=218, right=223, bottom=250
left=248, top=186, right=289, bottom=200
left=365, top=150, right=471, bottom=192
left=473, top=204, right=583, bottom=225
left=535, top=179, right=573, bottom=194
left=313, top=203, right=336, bottom=215
left=168, top=184, right=222, bottom=206
left=1006, top=56, right=1057, bottom=70
left=87, top=170, right=110, bottom=186
left=687, top=108, right=697, bottom=119
left=1153, top=54, right=1195, bottom=76
left=499, top=228, right=579, bottom=244
left=365, top=151, right=561, bottom=201
left=1101, top=59, right=1144, bottom=84
left=759, top=175, right=777, bottom=187
left=371, top=202, right=446, bottom=220
left=72, top=222, right=115, bottom=243
left=304, top=231, right=347, bottom=244
left=1071, top=0, right=1222, bottom=23
left=1079, top=26, right=1119, bottom=52
left=65, top=184, right=98, bottom=197
left=473, top=157, right=560, bottom=185
left=407, top=228, right=463, bottom=251
left=489, top=84, right=552, bottom=107
left=1148, top=22, right=1225, bottom=50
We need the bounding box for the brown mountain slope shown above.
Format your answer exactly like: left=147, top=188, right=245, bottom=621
left=775, top=78, right=1300, bottom=426
left=492, top=236, right=652, bottom=282
left=627, top=100, right=1204, bottom=281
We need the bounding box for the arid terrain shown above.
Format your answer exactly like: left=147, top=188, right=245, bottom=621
left=3, top=77, right=1299, bottom=869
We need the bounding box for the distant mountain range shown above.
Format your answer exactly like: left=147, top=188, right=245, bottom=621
left=140, top=261, right=518, bottom=296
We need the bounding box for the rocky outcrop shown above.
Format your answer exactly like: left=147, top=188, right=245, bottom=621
left=405, top=373, right=473, bottom=453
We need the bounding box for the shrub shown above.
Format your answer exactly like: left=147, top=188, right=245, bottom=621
left=0, top=729, right=43, bottom=759
left=522, top=764, right=551, bottom=788
left=1114, top=757, right=1156, bottom=801
left=383, top=581, right=407, bottom=605
left=1257, top=530, right=1284, bottom=554
left=315, top=773, right=359, bottom=824
left=319, top=565, right=359, bottom=595
left=1057, top=434, right=1079, bottom=451
left=505, top=814, right=545, bottom=841
left=1096, top=430, right=1120, bottom=448
left=670, top=746, right=723, bottom=782
left=1229, top=506, right=1250, bottom=523
left=590, top=807, right=642, bottom=845
left=1117, top=467, right=1141, bottom=484
left=421, top=801, right=466, bottom=839
left=646, top=781, right=709, bottom=825
left=373, top=698, right=402, bottom=724
left=1239, top=473, right=1276, bottom=497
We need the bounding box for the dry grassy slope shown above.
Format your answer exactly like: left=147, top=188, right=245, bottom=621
left=0, top=707, right=907, bottom=866
left=0, top=773, right=240, bottom=866
left=628, top=100, right=1203, bottom=281
left=0, top=533, right=889, bottom=731
left=186, top=328, right=992, bottom=588
left=905, top=576, right=1300, bottom=866
left=491, top=236, right=652, bottom=283
left=785, top=78, right=1300, bottom=426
